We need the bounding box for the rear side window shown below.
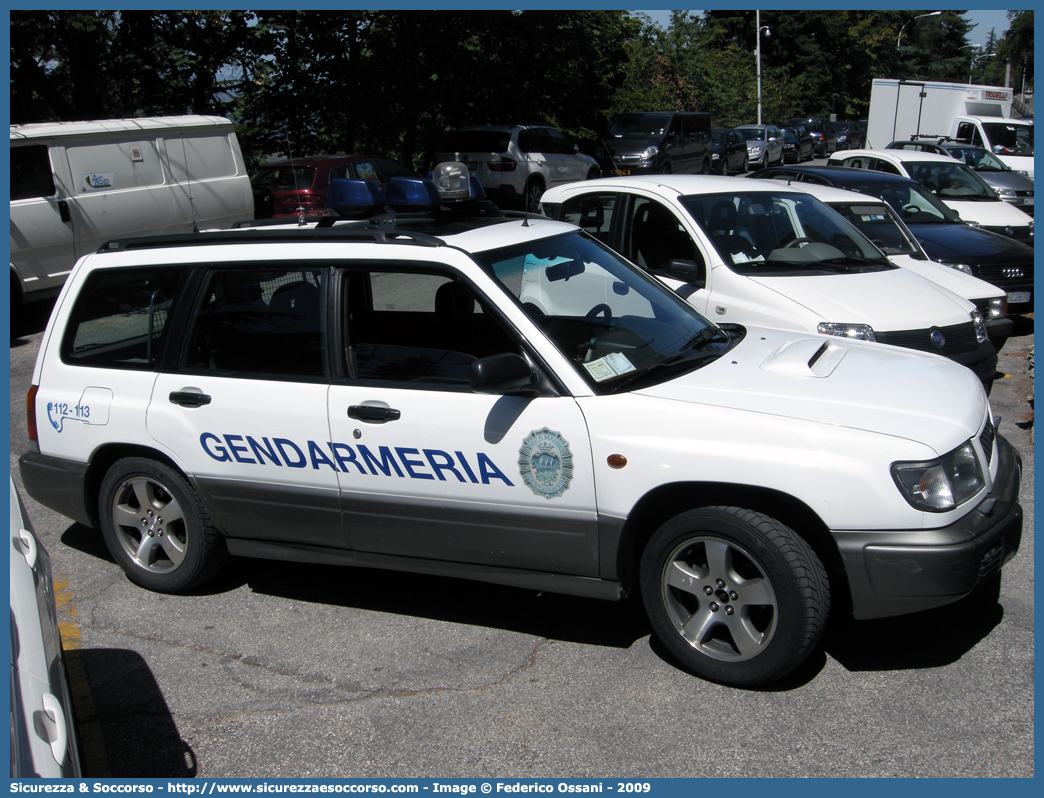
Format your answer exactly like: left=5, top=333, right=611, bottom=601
left=251, top=166, right=316, bottom=191
left=11, top=145, right=56, bottom=200
left=184, top=267, right=326, bottom=379
left=61, top=268, right=185, bottom=369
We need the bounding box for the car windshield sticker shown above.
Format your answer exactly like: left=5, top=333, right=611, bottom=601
left=583, top=352, right=636, bottom=382
left=518, top=427, right=574, bottom=499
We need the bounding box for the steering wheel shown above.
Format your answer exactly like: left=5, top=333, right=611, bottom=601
left=785, top=237, right=815, bottom=248
left=585, top=303, right=612, bottom=324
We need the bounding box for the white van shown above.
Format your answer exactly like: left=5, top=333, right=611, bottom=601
left=10, top=115, right=254, bottom=317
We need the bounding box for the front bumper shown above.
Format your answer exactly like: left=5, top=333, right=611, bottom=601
left=835, top=434, right=1022, bottom=620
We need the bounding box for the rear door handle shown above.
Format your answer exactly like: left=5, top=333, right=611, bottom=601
left=169, top=390, right=211, bottom=407
left=348, top=404, right=400, bottom=422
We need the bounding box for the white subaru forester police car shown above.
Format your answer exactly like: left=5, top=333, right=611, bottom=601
left=19, top=164, right=1022, bottom=687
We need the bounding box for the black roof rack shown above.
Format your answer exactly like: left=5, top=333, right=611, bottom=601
left=98, top=226, right=446, bottom=253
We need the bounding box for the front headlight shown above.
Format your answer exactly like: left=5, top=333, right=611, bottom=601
left=749, top=145, right=764, bottom=155
left=892, top=441, right=985, bottom=512
left=996, top=187, right=1016, bottom=197
left=971, top=309, right=988, bottom=343
left=938, top=261, right=974, bottom=275
left=712, top=153, right=721, bottom=160
left=817, top=322, right=876, bottom=341
left=640, top=145, right=660, bottom=161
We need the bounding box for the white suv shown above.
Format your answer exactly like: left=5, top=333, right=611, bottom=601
left=19, top=166, right=1022, bottom=687
left=435, top=124, right=600, bottom=212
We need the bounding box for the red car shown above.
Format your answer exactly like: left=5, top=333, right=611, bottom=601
left=250, top=154, right=415, bottom=218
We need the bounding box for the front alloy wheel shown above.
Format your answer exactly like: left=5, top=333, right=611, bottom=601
left=640, top=507, right=829, bottom=686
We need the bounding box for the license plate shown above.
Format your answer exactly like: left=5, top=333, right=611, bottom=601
left=1008, top=291, right=1031, bottom=304
left=611, top=169, right=631, bottom=176
left=1024, top=197, right=1034, bottom=206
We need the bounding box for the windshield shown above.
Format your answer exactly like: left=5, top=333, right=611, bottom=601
left=251, top=166, right=316, bottom=191
left=678, top=191, right=892, bottom=275
left=834, top=122, right=851, bottom=134
left=847, top=181, right=962, bottom=224
left=474, top=232, right=732, bottom=392
left=740, top=128, right=767, bottom=141
left=949, top=147, right=1009, bottom=171
left=608, top=114, right=672, bottom=139
left=828, top=202, right=921, bottom=256
left=781, top=127, right=802, bottom=138
left=980, top=122, right=1034, bottom=156
left=905, top=160, right=997, bottom=200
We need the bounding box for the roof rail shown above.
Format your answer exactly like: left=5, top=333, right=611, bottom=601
left=97, top=227, right=445, bottom=253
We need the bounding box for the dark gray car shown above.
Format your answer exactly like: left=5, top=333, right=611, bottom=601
left=943, top=143, right=1035, bottom=217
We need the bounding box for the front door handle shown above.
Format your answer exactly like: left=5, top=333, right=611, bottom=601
left=169, top=390, right=211, bottom=407
left=348, top=404, right=401, bottom=422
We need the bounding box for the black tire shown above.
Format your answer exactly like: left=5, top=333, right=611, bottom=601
left=99, top=457, right=227, bottom=593
left=522, top=178, right=544, bottom=213
left=739, top=155, right=748, bottom=174
left=639, top=506, right=829, bottom=686
left=660, top=162, right=672, bottom=175
left=586, top=167, right=601, bottom=181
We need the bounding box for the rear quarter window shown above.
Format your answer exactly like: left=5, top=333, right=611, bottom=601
left=61, top=268, right=186, bottom=369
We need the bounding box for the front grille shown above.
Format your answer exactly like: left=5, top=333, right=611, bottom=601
left=875, top=322, right=977, bottom=356
left=976, top=262, right=1033, bottom=290
left=980, top=416, right=996, bottom=465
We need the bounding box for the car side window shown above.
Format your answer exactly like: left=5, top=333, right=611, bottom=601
left=11, top=145, right=56, bottom=200
left=183, top=267, right=326, bottom=379
left=627, top=197, right=697, bottom=272
left=872, top=160, right=902, bottom=175
left=560, top=193, right=617, bottom=244
left=61, top=267, right=185, bottom=369
left=545, top=128, right=574, bottom=155
left=343, top=269, right=520, bottom=388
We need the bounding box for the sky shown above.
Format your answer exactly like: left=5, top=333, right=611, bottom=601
left=637, top=9, right=1012, bottom=48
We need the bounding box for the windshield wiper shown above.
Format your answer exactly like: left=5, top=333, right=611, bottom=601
left=608, top=328, right=730, bottom=392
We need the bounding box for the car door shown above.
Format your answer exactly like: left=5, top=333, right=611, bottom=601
left=327, top=265, right=600, bottom=577
left=148, top=265, right=345, bottom=550
left=10, top=142, right=78, bottom=297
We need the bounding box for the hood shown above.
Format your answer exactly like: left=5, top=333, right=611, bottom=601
left=604, top=137, right=662, bottom=157
left=941, top=197, right=1033, bottom=227
left=908, top=222, right=1035, bottom=263
left=975, top=169, right=1035, bottom=192
left=637, top=327, right=986, bottom=449
left=743, top=266, right=973, bottom=330
left=889, top=255, right=1001, bottom=301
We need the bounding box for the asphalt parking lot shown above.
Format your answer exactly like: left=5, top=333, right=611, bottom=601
left=9, top=300, right=1034, bottom=779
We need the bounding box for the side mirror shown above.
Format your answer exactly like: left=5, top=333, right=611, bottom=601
left=650, top=257, right=706, bottom=289
left=470, top=353, right=536, bottom=394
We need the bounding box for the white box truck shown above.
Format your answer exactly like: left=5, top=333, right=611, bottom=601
left=866, top=79, right=1034, bottom=177
left=10, top=115, right=254, bottom=320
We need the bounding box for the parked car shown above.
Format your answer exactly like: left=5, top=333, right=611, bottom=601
left=435, top=124, right=600, bottom=213
left=735, top=124, right=784, bottom=168
left=884, top=138, right=953, bottom=156
left=596, top=112, right=713, bottom=177
left=828, top=149, right=1034, bottom=246
left=18, top=166, right=1022, bottom=688
left=746, top=165, right=1034, bottom=314
left=710, top=128, right=748, bottom=174
left=250, top=154, right=415, bottom=219
left=541, top=175, right=998, bottom=388
left=779, top=125, right=814, bottom=163
left=10, top=477, right=82, bottom=777
left=833, top=120, right=865, bottom=150
left=787, top=117, right=836, bottom=156
left=936, top=143, right=1035, bottom=217
left=760, top=179, right=1012, bottom=352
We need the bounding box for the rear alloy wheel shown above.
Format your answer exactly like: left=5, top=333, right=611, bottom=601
left=99, top=457, right=227, bottom=593
left=523, top=178, right=544, bottom=213
left=640, top=506, right=829, bottom=686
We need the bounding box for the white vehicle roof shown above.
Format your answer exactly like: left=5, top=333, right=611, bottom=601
left=542, top=174, right=806, bottom=202
left=835, top=149, right=967, bottom=166
left=10, top=115, right=235, bottom=141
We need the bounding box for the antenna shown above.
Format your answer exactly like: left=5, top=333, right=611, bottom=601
left=179, top=133, right=200, bottom=233
left=284, top=127, right=307, bottom=225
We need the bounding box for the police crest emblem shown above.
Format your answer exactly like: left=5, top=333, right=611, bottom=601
left=518, top=427, right=574, bottom=499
